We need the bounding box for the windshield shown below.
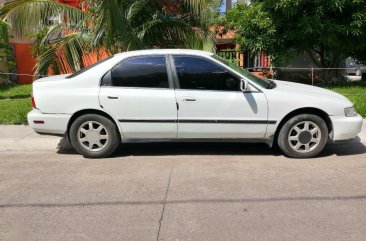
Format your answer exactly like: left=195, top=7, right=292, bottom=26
left=213, top=55, right=272, bottom=89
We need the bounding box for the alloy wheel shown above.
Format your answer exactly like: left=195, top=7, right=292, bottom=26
left=288, top=121, right=322, bottom=153
left=77, top=121, right=109, bottom=152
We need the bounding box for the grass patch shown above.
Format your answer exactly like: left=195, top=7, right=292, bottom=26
left=0, top=84, right=32, bottom=124
left=0, top=84, right=32, bottom=99
left=0, top=99, right=32, bottom=125
left=325, top=82, right=366, bottom=117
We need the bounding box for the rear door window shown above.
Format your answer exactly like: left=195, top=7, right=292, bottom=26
left=110, top=56, right=169, bottom=88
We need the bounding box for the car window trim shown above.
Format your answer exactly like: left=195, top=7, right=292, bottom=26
left=167, top=55, right=180, bottom=89
left=101, top=54, right=174, bottom=89
left=165, top=55, right=175, bottom=89
left=169, top=54, right=261, bottom=93
left=98, top=86, right=172, bottom=90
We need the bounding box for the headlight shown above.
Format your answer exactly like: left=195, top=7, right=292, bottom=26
left=344, top=107, right=357, bottom=117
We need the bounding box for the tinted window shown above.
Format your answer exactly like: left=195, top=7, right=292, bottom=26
left=101, top=70, right=112, bottom=86
left=213, top=55, right=271, bottom=89
left=173, top=56, right=240, bottom=91
left=111, top=56, right=169, bottom=88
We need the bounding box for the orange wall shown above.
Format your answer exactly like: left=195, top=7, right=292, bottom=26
left=58, top=0, right=81, bottom=8
left=11, top=0, right=83, bottom=84
left=50, top=49, right=110, bottom=75
left=14, top=43, right=36, bottom=84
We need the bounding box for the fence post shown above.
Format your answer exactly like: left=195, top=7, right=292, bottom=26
left=311, top=67, right=314, bottom=85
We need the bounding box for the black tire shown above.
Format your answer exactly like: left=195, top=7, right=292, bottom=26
left=69, top=114, right=120, bottom=158
left=277, top=114, right=328, bottom=158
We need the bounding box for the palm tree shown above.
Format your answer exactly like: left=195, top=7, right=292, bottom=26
left=0, top=0, right=217, bottom=75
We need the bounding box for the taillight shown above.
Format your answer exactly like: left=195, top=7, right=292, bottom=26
left=31, top=95, right=36, bottom=109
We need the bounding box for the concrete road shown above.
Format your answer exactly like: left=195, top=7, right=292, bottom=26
left=0, top=124, right=366, bottom=241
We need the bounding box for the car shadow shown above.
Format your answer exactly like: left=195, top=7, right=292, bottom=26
left=57, top=134, right=366, bottom=158
left=321, top=137, right=366, bottom=157
left=114, top=142, right=279, bottom=157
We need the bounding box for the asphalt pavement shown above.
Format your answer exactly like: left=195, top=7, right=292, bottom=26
left=0, top=123, right=366, bottom=241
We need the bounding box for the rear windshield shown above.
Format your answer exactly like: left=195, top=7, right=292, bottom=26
left=65, top=56, right=114, bottom=79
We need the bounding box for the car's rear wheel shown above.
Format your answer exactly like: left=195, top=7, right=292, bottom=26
left=277, top=114, right=328, bottom=158
left=69, top=114, right=120, bottom=158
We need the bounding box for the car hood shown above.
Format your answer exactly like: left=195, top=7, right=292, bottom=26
left=272, top=80, right=352, bottom=104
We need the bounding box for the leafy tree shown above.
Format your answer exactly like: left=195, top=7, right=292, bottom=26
left=0, top=18, right=15, bottom=82
left=0, top=0, right=217, bottom=75
left=225, top=0, right=366, bottom=68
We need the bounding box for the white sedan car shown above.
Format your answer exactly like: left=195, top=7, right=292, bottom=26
left=28, top=49, right=363, bottom=158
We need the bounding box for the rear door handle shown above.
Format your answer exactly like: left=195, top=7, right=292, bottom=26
left=107, top=96, right=118, bottom=99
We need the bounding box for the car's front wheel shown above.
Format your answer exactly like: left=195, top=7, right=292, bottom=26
left=69, top=114, right=120, bottom=158
left=277, top=114, right=328, bottom=158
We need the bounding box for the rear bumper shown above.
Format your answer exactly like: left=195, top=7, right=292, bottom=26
left=330, top=114, right=363, bottom=141
left=27, top=109, right=71, bottom=135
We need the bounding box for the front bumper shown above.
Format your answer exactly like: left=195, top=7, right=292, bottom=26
left=345, top=75, right=362, bottom=82
left=27, top=109, right=71, bottom=135
left=330, top=114, right=363, bottom=141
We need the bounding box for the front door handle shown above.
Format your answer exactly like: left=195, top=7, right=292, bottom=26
left=183, top=98, right=197, bottom=102
left=107, top=96, right=118, bottom=99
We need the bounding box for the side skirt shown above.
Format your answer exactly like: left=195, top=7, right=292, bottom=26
left=121, top=138, right=274, bottom=147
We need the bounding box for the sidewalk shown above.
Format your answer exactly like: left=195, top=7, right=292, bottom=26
left=0, top=121, right=365, bottom=152
left=0, top=125, right=63, bottom=152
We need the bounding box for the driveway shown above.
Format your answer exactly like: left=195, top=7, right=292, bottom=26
left=0, top=123, right=366, bottom=241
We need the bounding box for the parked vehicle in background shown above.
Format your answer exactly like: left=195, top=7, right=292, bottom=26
left=357, top=59, right=366, bottom=79
left=343, top=57, right=363, bottom=82
left=28, top=49, right=363, bottom=159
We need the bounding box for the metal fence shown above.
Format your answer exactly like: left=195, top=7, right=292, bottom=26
left=245, top=67, right=365, bottom=86
left=216, top=50, right=365, bottom=86
left=217, top=50, right=246, bottom=68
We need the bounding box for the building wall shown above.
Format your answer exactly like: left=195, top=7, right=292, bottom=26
left=58, top=0, right=81, bottom=8
left=13, top=43, right=36, bottom=84
left=6, top=0, right=82, bottom=84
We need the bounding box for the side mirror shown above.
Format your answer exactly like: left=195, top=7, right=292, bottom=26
left=240, top=78, right=251, bottom=92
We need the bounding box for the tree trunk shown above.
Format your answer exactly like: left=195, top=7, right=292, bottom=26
left=226, top=0, right=232, bottom=11
left=308, top=47, right=342, bottom=83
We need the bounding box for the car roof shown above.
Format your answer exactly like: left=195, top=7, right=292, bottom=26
left=114, top=49, right=214, bottom=58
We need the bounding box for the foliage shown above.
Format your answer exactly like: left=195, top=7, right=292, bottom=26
left=0, top=0, right=85, bottom=37
left=216, top=49, right=240, bottom=65
left=0, top=0, right=218, bottom=75
left=0, top=18, right=15, bottom=80
left=224, top=0, right=366, bottom=67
